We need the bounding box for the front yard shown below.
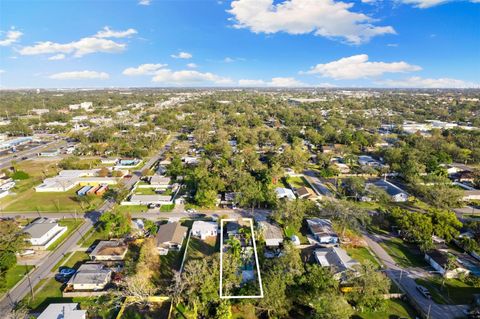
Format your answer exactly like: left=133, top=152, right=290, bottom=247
left=378, top=236, right=429, bottom=268
left=416, top=277, right=480, bottom=305
left=0, top=264, right=34, bottom=297
left=352, top=299, right=418, bottom=319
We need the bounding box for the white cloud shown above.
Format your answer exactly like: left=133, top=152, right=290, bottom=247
left=95, top=27, right=137, bottom=38
left=186, top=63, right=198, bottom=68
left=238, top=77, right=305, bottom=87
left=138, top=0, right=151, bottom=5
left=399, top=0, right=479, bottom=8
left=48, top=54, right=66, bottom=60
left=0, top=28, right=23, bottom=46
left=123, top=63, right=167, bottom=76
left=0, top=70, right=5, bottom=74
left=228, top=0, right=396, bottom=44
left=377, top=76, right=479, bottom=88
left=152, top=69, right=232, bottom=85
left=171, top=51, right=192, bottom=59
left=303, top=54, right=421, bottom=80
left=224, top=57, right=235, bottom=63
left=20, top=37, right=126, bottom=57
left=49, top=70, right=110, bottom=80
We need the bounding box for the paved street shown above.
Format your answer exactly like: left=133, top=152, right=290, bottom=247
left=0, top=136, right=176, bottom=314
left=303, top=170, right=335, bottom=198
left=363, top=232, right=468, bottom=319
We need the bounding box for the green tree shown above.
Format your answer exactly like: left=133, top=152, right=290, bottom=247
left=428, top=209, right=462, bottom=242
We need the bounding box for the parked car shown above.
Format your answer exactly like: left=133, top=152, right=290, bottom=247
left=59, top=267, right=76, bottom=277
left=416, top=285, right=431, bottom=299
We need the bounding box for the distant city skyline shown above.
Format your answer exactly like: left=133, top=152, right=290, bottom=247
left=0, top=0, right=479, bottom=88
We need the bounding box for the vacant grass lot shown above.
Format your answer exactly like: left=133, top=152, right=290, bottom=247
left=379, top=237, right=428, bottom=268
left=352, top=299, right=418, bottom=319
left=0, top=264, right=34, bottom=297
left=416, top=277, right=480, bottom=305
left=344, top=246, right=381, bottom=268
left=186, top=236, right=217, bottom=261
left=285, top=176, right=308, bottom=189
left=4, top=188, right=103, bottom=212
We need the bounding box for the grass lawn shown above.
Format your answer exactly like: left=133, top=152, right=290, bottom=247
left=186, top=236, right=217, bottom=260
left=79, top=226, right=108, bottom=248
left=0, top=264, right=34, bottom=296
left=116, top=205, right=149, bottom=214
left=47, top=219, right=84, bottom=251
left=285, top=176, right=308, bottom=189
left=24, top=277, right=63, bottom=310
left=344, top=246, right=381, bottom=268
left=160, top=204, right=175, bottom=212
left=352, top=299, right=418, bottom=319
left=134, top=188, right=158, bottom=195
left=379, top=237, right=428, bottom=268
left=4, top=188, right=103, bottom=212
left=63, top=251, right=90, bottom=269
left=416, top=277, right=480, bottom=305
left=284, top=225, right=308, bottom=244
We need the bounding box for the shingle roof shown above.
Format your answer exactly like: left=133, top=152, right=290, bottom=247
left=155, top=222, right=188, bottom=245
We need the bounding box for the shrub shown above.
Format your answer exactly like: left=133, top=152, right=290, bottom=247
left=11, top=170, right=29, bottom=180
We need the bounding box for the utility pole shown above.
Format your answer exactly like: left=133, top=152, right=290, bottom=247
left=26, top=264, right=34, bottom=299
left=427, top=303, right=431, bottom=319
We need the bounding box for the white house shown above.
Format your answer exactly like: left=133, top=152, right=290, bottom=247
left=275, top=187, right=296, bottom=200
left=127, top=194, right=173, bottom=206
left=23, top=219, right=67, bottom=250
left=69, top=102, right=93, bottom=111
left=306, top=218, right=339, bottom=245
left=367, top=179, right=408, bottom=202
left=314, top=247, right=359, bottom=280
left=38, top=303, right=86, bottom=319
left=424, top=250, right=470, bottom=279
left=67, top=263, right=112, bottom=291
left=191, top=221, right=218, bottom=240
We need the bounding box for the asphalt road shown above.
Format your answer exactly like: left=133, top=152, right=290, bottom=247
left=0, top=135, right=176, bottom=314
left=364, top=232, right=468, bottom=319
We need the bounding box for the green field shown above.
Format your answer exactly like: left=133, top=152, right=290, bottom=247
left=285, top=176, right=309, bottom=189
left=416, top=277, right=480, bottom=304
left=0, top=264, right=34, bottom=296
left=352, top=299, right=418, bottom=319
left=3, top=188, right=104, bottom=212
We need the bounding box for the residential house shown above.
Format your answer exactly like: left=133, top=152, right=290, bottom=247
left=259, top=221, right=284, bottom=247
left=155, top=222, right=188, bottom=255
left=128, top=194, right=173, bottom=206
left=296, top=186, right=316, bottom=200
left=191, top=221, right=218, bottom=240
left=67, top=263, right=112, bottom=291
left=367, top=179, right=408, bottom=202
left=38, top=303, right=86, bottom=319
left=358, top=155, right=382, bottom=168
left=425, top=250, right=470, bottom=279
left=89, top=240, right=128, bottom=262
left=149, top=175, right=171, bottom=188
left=275, top=187, right=296, bottom=200
left=314, top=247, right=359, bottom=280
left=23, top=218, right=67, bottom=250
left=306, top=218, right=339, bottom=245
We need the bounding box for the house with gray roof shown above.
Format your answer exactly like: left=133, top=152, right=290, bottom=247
left=155, top=222, right=188, bottom=255
left=314, top=247, right=359, bottom=280
left=67, top=263, right=112, bottom=291
left=23, top=218, right=67, bottom=250
left=367, top=179, right=408, bottom=202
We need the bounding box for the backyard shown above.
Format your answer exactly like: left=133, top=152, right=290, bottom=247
left=352, top=299, right=418, bottom=319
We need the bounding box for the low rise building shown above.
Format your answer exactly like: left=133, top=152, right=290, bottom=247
left=367, top=179, right=408, bottom=202
left=425, top=250, right=470, bottom=279
left=275, top=187, right=296, bottom=200
left=191, top=221, right=218, bottom=240
left=306, top=218, right=339, bottom=245
left=259, top=221, right=284, bottom=247
left=89, top=240, right=128, bottom=262
left=67, top=263, right=112, bottom=291
left=38, top=303, right=86, bottom=319
left=23, top=218, right=67, bottom=250
left=155, top=222, right=188, bottom=255
left=314, top=247, right=359, bottom=280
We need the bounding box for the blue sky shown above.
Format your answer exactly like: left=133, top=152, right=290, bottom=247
left=0, top=0, right=479, bottom=88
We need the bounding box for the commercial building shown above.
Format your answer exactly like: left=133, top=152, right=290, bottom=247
left=23, top=218, right=67, bottom=250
